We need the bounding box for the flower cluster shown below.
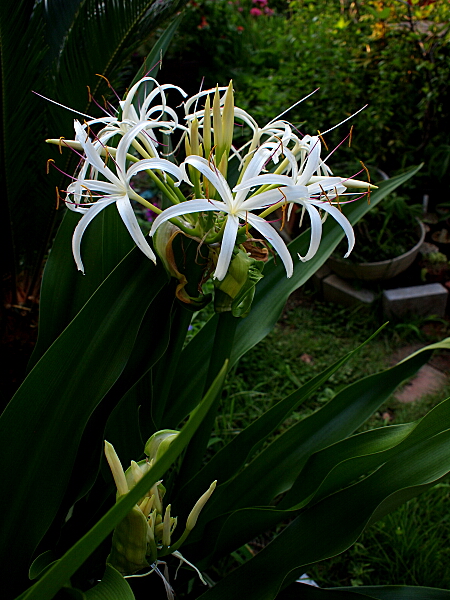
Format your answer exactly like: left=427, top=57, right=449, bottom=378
left=48, top=77, right=373, bottom=310
left=250, top=0, right=274, bottom=17
left=104, top=432, right=216, bottom=588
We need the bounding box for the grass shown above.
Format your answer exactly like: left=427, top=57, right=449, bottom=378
left=207, top=283, right=450, bottom=588
left=308, top=479, right=450, bottom=588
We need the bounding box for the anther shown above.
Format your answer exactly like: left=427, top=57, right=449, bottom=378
left=46, top=158, right=55, bottom=174
left=319, top=184, right=332, bottom=205
left=360, top=161, right=371, bottom=204
left=317, top=130, right=329, bottom=151
left=349, top=125, right=354, bottom=147
left=334, top=186, right=342, bottom=212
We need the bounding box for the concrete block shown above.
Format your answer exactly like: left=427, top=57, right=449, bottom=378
left=322, top=274, right=376, bottom=307
left=383, top=283, right=448, bottom=318
left=312, top=264, right=332, bottom=293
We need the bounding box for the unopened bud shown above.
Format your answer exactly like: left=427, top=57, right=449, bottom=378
left=104, top=441, right=129, bottom=496
left=162, top=504, right=172, bottom=547
left=186, top=481, right=217, bottom=531
left=145, top=430, right=179, bottom=463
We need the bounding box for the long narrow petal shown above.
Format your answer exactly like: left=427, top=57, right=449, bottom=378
left=309, top=200, right=355, bottom=257
left=245, top=214, right=294, bottom=278
left=116, top=195, right=157, bottom=264
left=73, top=121, right=122, bottom=188
left=150, top=199, right=228, bottom=236
left=307, top=179, right=346, bottom=195
left=233, top=173, right=294, bottom=193
left=67, top=179, right=122, bottom=196
left=214, top=214, right=240, bottom=281
left=239, top=146, right=272, bottom=184
left=116, top=121, right=161, bottom=171
left=72, top=198, right=117, bottom=272
left=183, top=155, right=233, bottom=206
left=296, top=202, right=323, bottom=262
left=297, top=136, right=321, bottom=185
left=240, top=185, right=309, bottom=211
left=126, top=158, right=185, bottom=183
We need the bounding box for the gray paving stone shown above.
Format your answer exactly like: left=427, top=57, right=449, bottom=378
left=322, top=274, right=376, bottom=307
left=312, top=264, right=332, bottom=293
left=383, top=283, right=448, bottom=318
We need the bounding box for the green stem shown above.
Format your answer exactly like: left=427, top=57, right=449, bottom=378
left=177, top=312, right=238, bottom=487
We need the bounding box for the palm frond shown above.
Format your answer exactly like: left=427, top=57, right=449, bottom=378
left=0, top=0, right=186, bottom=308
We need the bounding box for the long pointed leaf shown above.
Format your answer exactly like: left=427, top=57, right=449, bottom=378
left=1, top=249, right=166, bottom=589
left=164, top=166, right=422, bottom=426
left=197, top=427, right=450, bottom=600
left=20, top=361, right=228, bottom=600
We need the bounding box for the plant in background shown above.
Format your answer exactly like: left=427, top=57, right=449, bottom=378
left=183, top=0, right=450, bottom=197
left=4, top=58, right=450, bottom=600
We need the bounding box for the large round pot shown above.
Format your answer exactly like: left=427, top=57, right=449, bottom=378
left=327, top=220, right=426, bottom=281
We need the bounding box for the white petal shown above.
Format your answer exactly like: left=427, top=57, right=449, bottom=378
left=184, top=87, right=227, bottom=114
left=309, top=200, right=355, bottom=257
left=239, top=146, right=272, bottom=184
left=240, top=185, right=309, bottom=211
left=297, top=136, right=321, bottom=185
left=73, top=121, right=122, bottom=188
left=234, top=173, right=294, bottom=193
left=126, top=158, right=185, bottom=184
left=245, top=214, right=293, bottom=278
left=72, top=198, right=117, bottom=272
left=116, top=195, right=157, bottom=264
left=306, top=179, right=345, bottom=195
left=184, top=156, right=233, bottom=207
left=214, top=215, right=240, bottom=281
left=68, top=179, right=121, bottom=196
left=116, top=121, right=158, bottom=171
left=150, top=199, right=228, bottom=236
left=121, top=77, right=159, bottom=121
left=297, top=203, right=323, bottom=262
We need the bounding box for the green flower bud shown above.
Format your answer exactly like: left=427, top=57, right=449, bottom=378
left=144, top=429, right=179, bottom=463
left=214, top=249, right=264, bottom=317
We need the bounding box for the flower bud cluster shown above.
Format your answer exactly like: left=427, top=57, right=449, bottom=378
left=104, top=435, right=216, bottom=575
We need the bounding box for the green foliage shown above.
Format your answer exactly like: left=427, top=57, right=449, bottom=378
left=309, top=481, right=450, bottom=588
left=168, top=0, right=450, bottom=194
left=6, top=165, right=450, bottom=600
left=0, top=0, right=186, bottom=308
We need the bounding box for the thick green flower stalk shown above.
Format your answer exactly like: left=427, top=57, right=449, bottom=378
left=104, top=431, right=216, bottom=578
left=47, top=77, right=375, bottom=315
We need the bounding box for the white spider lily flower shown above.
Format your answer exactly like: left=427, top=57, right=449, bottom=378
left=150, top=148, right=300, bottom=281
left=95, top=78, right=187, bottom=156
left=66, top=120, right=184, bottom=272
left=233, top=136, right=355, bottom=262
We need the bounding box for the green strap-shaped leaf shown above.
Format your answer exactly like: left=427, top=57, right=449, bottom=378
left=198, top=340, right=449, bottom=522
left=286, top=392, right=450, bottom=511
left=175, top=327, right=385, bottom=514
left=189, top=397, right=450, bottom=566
left=20, top=361, right=228, bottom=600
left=197, top=427, right=450, bottom=600
left=277, top=584, right=450, bottom=599
left=0, top=249, right=167, bottom=591
left=30, top=205, right=138, bottom=368
left=84, top=565, right=135, bottom=600
left=164, top=166, right=422, bottom=426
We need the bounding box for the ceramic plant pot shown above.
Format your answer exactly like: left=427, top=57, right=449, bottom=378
left=328, top=220, right=426, bottom=281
